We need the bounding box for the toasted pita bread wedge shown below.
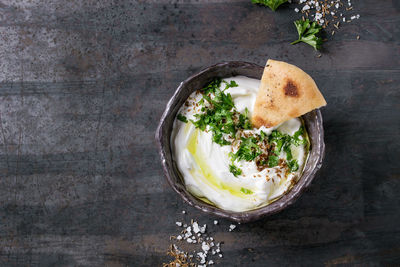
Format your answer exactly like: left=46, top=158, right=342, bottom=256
left=252, top=59, right=326, bottom=128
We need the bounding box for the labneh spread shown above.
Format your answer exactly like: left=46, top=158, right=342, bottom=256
left=171, top=76, right=309, bottom=212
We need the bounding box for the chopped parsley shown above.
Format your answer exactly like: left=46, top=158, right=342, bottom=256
left=177, top=113, right=188, bottom=123
left=267, top=154, right=279, bottom=167
left=291, top=19, right=323, bottom=50
left=251, top=0, right=288, bottom=11
left=190, top=79, right=251, bottom=146
left=287, top=159, right=299, bottom=172
left=240, top=187, right=253, bottom=194
left=230, top=136, right=262, bottom=162
left=183, top=78, right=307, bottom=176
left=229, top=164, right=242, bottom=177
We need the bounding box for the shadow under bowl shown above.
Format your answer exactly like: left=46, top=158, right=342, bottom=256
left=156, top=61, right=325, bottom=223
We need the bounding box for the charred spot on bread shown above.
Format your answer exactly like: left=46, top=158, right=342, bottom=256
left=283, top=79, right=299, bottom=97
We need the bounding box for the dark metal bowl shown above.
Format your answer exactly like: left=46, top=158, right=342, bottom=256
left=156, top=61, right=325, bottom=223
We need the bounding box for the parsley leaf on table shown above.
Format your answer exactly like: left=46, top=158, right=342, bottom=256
left=251, top=0, right=288, bottom=11
left=291, top=19, right=323, bottom=50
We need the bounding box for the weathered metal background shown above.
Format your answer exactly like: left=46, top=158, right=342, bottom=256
left=0, top=0, right=399, bottom=266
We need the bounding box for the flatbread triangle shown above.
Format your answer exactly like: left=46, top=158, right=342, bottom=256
left=252, top=59, right=327, bottom=128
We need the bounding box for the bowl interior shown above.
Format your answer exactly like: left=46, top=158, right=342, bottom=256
left=156, top=61, right=325, bottom=223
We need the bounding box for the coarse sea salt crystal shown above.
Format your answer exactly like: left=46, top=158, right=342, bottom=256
left=213, top=220, right=218, bottom=225
left=302, top=4, right=310, bottom=11
left=202, top=243, right=210, bottom=252
left=229, top=224, right=236, bottom=231
left=192, top=222, right=200, bottom=233
left=294, top=8, right=299, bottom=12
left=176, top=222, right=182, bottom=227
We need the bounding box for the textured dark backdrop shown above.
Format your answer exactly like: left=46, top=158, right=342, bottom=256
left=0, top=0, right=399, bottom=266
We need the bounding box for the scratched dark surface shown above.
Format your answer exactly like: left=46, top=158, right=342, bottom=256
left=0, top=0, right=399, bottom=266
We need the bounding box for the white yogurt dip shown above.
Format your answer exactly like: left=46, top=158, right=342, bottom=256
left=172, top=76, right=308, bottom=212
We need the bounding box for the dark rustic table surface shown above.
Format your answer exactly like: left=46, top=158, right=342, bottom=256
left=0, top=0, right=399, bottom=266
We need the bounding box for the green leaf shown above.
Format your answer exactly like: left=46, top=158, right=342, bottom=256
left=291, top=19, right=323, bottom=50
left=229, top=164, right=242, bottom=177
left=223, top=80, right=239, bottom=90
left=259, top=130, right=267, bottom=142
left=177, top=113, right=188, bottom=123
left=292, top=126, right=307, bottom=146
left=283, top=143, right=292, bottom=160
left=231, top=136, right=262, bottom=162
left=240, top=187, right=253, bottom=194
left=252, top=0, right=288, bottom=11
left=287, top=159, right=299, bottom=172
left=267, top=155, right=279, bottom=167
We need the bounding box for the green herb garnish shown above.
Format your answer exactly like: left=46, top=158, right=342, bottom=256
left=267, top=154, right=279, bottom=167
left=229, top=164, right=242, bottom=177
left=292, top=126, right=307, bottom=145
left=287, top=159, right=299, bottom=172
left=177, top=113, right=188, bottom=123
left=240, top=187, right=253, bottom=194
left=291, top=19, right=323, bottom=50
left=188, top=78, right=307, bottom=175
left=190, top=79, right=251, bottom=146
left=251, top=0, right=288, bottom=11
left=230, top=136, right=262, bottom=162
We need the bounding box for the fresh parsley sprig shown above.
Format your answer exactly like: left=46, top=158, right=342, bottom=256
left=291, top=19, right=323, bottom=50
left=251, top=0, right=288, bottom=11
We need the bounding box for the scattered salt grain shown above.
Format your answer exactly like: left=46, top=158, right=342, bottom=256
left=176, top=222, right=182, bottom=227
left=192, top=222, right=200, bottom=233
left=229, top=224, right=236, bottom=232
